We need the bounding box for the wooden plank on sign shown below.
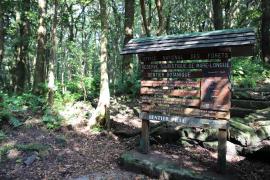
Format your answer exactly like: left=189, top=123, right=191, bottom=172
left=141, top=96, right=200, bottom=107
left=141, top=80, right=200, bottom=88
left=140, top=112, right=229, bottom=129
left=201, top=77, right=231, bottom=111
left=141, top=104, right=230, bottom=119
left=142, top=71, right=202, bottom=79
left=140, top=87, right=200, bottom=97
left=202, top=68, right=230, bottom=77
left=127, top=36, right=255, bottom=51
left=123, top=40, right=255, bottom=55
left=140, top=52, right=232, bottom=61
left=141, top=62, right=231, bottom=70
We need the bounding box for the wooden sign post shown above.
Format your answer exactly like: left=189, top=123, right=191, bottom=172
left=138, top=52, right=230, bottom=172
left=121, top=28, right=256, bottom=173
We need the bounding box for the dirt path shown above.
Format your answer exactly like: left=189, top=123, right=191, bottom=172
left=1, top=99, right=270, bottom=179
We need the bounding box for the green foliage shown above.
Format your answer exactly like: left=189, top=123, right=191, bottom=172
left=65, top=76, right=99, bottom=98
left=91, top=124, right=104, bottom=132
left=0, top=131, right=6, bottom=142
left=0, top=92, right=45, bottom=128
left=0, top=143, right=50, bottom=162
left=42, top=109, right=63, bottom=130
left=16, top=143, right=50, bottom=153
left=0, top=144, right=13, bottom=159
left=9, top=116, right=22, bottom=128
left=232, top=57, right=270, bottom=88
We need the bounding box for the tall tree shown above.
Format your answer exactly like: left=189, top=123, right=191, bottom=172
left=48, top=0, right=58, bottom=105
left=14, top=0, right=30, bottom=93
left=0, top=2, right=5, bottom=86
left=212, top=0, right=223, bottom=30
left=155, top=0, right=165, bottom=36
left=122, top=0, right=135, bottom=84
left=261, top=0, right=270, bottom=63
left=88, top=0, right=110, bottom=128
left=33, top=0, right=47, bottom=95
left=140, top=0, right=151, bottom=37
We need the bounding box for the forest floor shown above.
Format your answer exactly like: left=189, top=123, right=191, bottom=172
left=1, top=97, right=270, bottom=180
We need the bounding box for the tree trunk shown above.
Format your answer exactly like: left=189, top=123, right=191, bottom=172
left=0, top=5, right=5, bottom=87
left=48, top=0, right=58, bottom=106
left=261, top=0, right=270, bottom=63
left=155, top=0, right=165, bottom=36
left=88, top=0, right=110, bottom=128
left=212, top=0, right=223, bottom=30
left=122, top=0, right=135, bottom=85
left=140, top=0, right=151, bottom=37
left=33, top=0, right=47, bottom=95
left=13, top=0, right=30, bottom=93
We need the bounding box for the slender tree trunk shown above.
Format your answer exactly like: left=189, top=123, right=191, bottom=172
left=88, top=0, right=110, bottom=128
left=165, top=1, right=172, bottom=35
left=48, top=0, right=58, bottom=106
left=0, top=5, right=5, bottom=86
left=212, top=0, right=223, bottom=30
left=261, top=0, right=270, bottom=63
left=122, top=0, right=135, bottom=85
left=15, top=0, right=30, bottom=93
left=33, top=0, right=47, bottom=95
left=155, top=0, right=165, bottom=36
left=140, top=0, right=151, bottom=37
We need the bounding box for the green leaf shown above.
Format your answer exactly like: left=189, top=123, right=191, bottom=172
left=9, top=116, right=23, bottom=128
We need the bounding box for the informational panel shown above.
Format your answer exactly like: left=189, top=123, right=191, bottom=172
left=140, top=51, right=231, bottom=121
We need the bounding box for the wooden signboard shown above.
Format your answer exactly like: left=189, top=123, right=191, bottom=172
left=138, top=53, right=231, bottom=172
left=121, top=28, right=256, bottom=173
left=140, top=52, right=231, bottom=120
left=139, top=50, right=231, bottom=61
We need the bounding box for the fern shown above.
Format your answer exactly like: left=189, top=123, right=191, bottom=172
left=9, top=116, right=22, bottom=128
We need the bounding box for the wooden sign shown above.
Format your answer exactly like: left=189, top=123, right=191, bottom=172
left=140, top=87, right=200, bottom=97
left=139, top=51, right=231, bottom=61
left=141, top=62, right=231, bottom=70
left=200, top=77, right=231, bottom=111
left=140, top=112, right=229, bottom=129
left=143, top=71, right=202, bottom=79
left=141, top=96, right=200, bottom=107
left=139, top=49, right=231, bottom=122
left=142, top=68, right=229, bottom=79
left=141, top=80, right=200, bottom=88
left=141, top=104, right=230, bottom=120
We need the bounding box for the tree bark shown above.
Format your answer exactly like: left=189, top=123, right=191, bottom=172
left=0, top=4, right=5, bottom=86
left=122, top=0, right=135, bottom=84
left=212, top=0, right=223, bottom=30
left=261, top=0, right=270, bottom=63
left=12, top=0, right=30, bottom=93
left=33, top=0, right=47, bottom=95
left=155, top=0, right=165, bottom=36
left=88, top=0, right=110, bottom=128
left=48, top=0, right=58, bottom=106
left=140, top=0, right=151, bottom=37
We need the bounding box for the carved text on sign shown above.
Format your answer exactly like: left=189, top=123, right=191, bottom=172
left=141, top=62, right=231, bottom=70
left=140, top=52, right=231, bottom=61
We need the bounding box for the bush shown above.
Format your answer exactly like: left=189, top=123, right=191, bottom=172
left=0, top=91, right=45, bottom=128
left=42, top=108, right=63, bottom=130
left=232, top=57, right=270, bottom=88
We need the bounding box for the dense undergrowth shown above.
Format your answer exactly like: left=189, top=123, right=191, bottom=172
left=232, top=57, right=270, bottom=88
